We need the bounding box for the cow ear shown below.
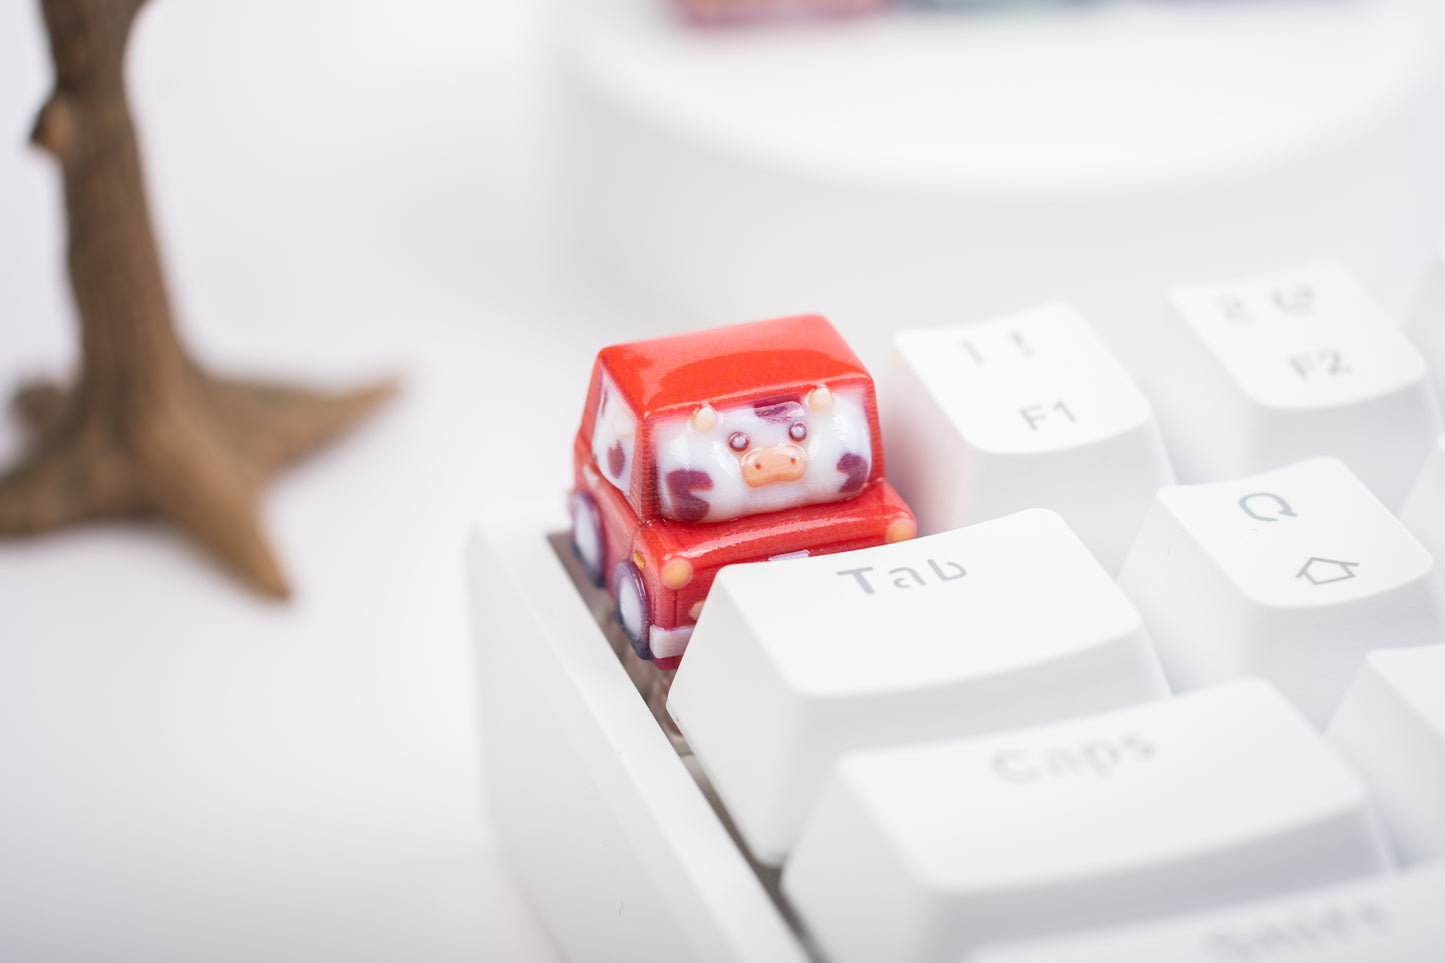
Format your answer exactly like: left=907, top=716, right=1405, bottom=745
left=806, top=386, right=833, bottom=412
left=690, top=404, right=719, bottom=433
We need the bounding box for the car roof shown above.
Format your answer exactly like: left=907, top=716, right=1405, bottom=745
left=596, top=315, right=872, bottom=420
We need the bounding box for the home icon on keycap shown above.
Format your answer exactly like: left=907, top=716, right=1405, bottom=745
left=1296, top=557, right=1359, bottom=585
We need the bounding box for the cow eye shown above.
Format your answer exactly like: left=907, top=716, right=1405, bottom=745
left=728, top=432, right=749, bottom=452
left=789, top=423, right=807, bottom=442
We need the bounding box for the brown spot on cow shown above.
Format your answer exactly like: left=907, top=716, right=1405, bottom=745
left=837, top=452, right=868, bottom=494
left=753, top=399, right=804, bottom=423
left=665, top=469, right=713, bottom=522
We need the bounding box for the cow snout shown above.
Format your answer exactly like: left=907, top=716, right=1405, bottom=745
left=741, top=444, right=807, bottom=487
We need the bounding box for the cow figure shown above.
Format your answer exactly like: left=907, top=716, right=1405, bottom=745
left=655, top=386, right=873, bottom=524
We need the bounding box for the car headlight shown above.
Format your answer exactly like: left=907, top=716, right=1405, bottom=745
left=886, top=517, right=917, bottom=543
left=661, top=557, right=694, bottom=589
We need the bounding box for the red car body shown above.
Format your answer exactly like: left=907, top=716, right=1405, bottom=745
left=570, top=315, right=915, bottom=669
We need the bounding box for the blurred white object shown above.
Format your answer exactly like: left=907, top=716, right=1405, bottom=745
left=667, top=509, right=1167, bottom=864
left=1148, top=261, right=1441, bottom=507
left=1407, top=246, right=1445, bottom=388
left=884, top=303, right=1174, bottom=570
left=967, top=861, right=1445, bottom=963
left=1327, top=645, right=1445, bottom=865
left=781, top=679, right=1391, bottom=963
left=1118, top=457, right=1445, bottom=727
left=562, top=0, right=1445, bottom=369
left=1400, top=433, right=1445, bottom=560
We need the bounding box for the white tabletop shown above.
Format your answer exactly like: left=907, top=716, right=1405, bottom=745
left=0, top=2, right=581, bottom=959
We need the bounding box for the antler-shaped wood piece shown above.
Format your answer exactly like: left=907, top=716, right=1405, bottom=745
left=1, top=0, right=396, bottom=598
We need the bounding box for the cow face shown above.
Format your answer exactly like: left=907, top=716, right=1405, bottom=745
left=653, top=385, right=873, bottom=524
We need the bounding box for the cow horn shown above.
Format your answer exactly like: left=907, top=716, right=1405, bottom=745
left=690, top=404, right=719, bottom=433
left=806, top=386, right=833, bottom=412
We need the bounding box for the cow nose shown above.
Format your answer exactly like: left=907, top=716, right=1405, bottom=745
left=741, top=443, right=807, bottom=487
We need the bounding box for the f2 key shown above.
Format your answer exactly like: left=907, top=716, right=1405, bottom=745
left=1149, top=261, right=1441, bottom=508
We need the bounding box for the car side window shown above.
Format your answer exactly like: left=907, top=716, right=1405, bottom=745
left=591, top=372, right=638, bottom=502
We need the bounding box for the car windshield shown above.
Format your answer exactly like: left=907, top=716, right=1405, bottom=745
left=651, top=385, right=873, bottom=524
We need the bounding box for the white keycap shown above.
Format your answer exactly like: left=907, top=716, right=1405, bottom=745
left=1400, top=433, right=1445, bottom=563
left=967, top=862, right=1445, bottom=963
left=1149, top=261, right=1441, bottom=508
left=1118, top=457, right=1445, bottom=726
left=781, top=680, right=1392, bottom=963
left=667, top=509, right=1169, bottom=865
left=1406, top=246, right=1445, bottom=394
left=1327, top=645, right=1445, bottom=865
left=884, top=303, right=1175, bottom=571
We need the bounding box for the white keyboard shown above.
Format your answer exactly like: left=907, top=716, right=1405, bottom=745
left=469, top=253, right=1445, bottom=962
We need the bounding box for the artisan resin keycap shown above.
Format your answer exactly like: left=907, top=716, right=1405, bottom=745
left=1148, top=261, right=1441, bottom=507
left=1327, top=645, right=1445, bottom=865
left=884, top=303, right=1175, bottom=571
left=781, top=680, right=1392, bottom=963
left=569, top=314, right=914, bottom=669
left=967, top=862, right=1445, bottom=963
left=667, top=509, right=1168, bottom=865
left=1118, top=457, right=1445, bottom=726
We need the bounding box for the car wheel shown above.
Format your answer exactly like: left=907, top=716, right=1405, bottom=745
left=612, top=560, right=653, bottom=660
left=570, top=491, right=604, bottom=586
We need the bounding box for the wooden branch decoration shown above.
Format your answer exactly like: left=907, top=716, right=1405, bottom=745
left=0, top=0, right=396, bottom=598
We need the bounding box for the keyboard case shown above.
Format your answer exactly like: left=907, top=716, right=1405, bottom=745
left=469, top=503, right=808, bottom=963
